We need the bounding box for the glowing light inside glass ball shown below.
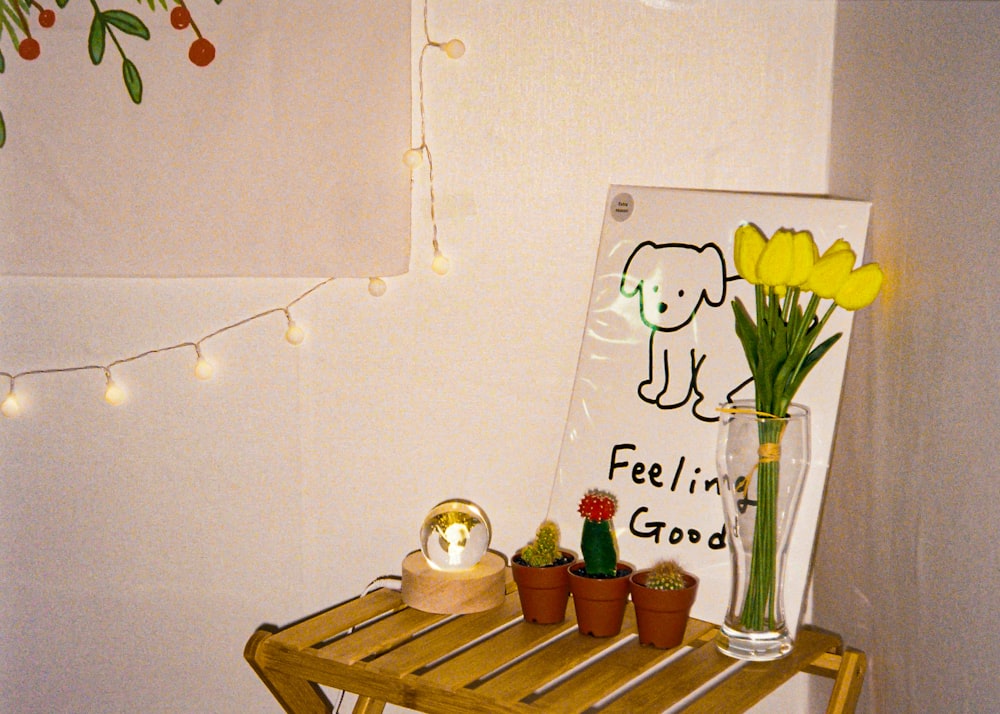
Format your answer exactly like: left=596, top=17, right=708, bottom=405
left=419, top=499, right=491, bottom=571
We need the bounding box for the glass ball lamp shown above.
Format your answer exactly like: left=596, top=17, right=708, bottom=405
left=401, top=499, right=506, bottom=614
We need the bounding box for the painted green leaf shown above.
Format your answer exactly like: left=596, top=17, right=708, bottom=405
left=101, top=10, right=150, bottom=40
left=89, top=14, right=106, bottom=65
left=0, top=109, right=6, bottom=149
left=122, top=58, right=142, bottom=104
left=1, top=47, right=5, bottom=74
left=56, top=0, right=70, bottom=7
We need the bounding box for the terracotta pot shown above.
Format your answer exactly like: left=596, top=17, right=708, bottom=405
left=568, top=562, right=633, bottom=637
left=628, top=570, right=699, bottom=649
left=511, top=550, right=576, bottom=624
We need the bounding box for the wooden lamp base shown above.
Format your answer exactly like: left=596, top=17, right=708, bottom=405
left=400, top=550, right=506, bottom=614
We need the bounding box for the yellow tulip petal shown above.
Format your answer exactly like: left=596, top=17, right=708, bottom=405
left=734, top=223, right=767, bottom=284
left=803, top=249, right=855, bottom=298
left=835, top=263, right=884, bottom=310
left=756, top=228, right=795, bottom=287
left=822, top=238, right=853, bottom=256
left=788, top=230, right=817, bottom=286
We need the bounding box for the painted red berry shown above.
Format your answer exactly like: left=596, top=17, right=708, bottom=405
left=38, top=9, right=56, bottom=28
left=170, top=6, right=191, bottom=30
left=188, top=37, right=216, bottom=67
left=18, top=37, right=40, bottom=61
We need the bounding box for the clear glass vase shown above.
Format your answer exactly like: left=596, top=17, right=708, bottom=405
left=715, top=401, right=810, bottom=661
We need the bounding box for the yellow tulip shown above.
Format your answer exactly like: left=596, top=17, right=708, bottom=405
left=803, top=246, right=856, bottom=298
left=824, top=238, right=853, bottom=255
left=788, top=230, right=818, bottom=286
left=734, top=223, right=767, bottom=284
left=756, top=228, right=795, bottom=287
left=835, top=263, right=884, bottom=310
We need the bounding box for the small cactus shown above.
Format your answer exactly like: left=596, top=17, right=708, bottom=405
left=578, top=489, right=619, bottom=577
left=645, top=559, right=688, bottom=591
left=521, top=520, right=561, bottom=567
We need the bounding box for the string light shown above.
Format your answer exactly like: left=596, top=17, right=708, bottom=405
left=2, top=379, right=21, bottom=418
left=431, top=249, right=450, bottom=276
left=403, top=0, right=463, bottom=277
left=402, top=148, right=423, bottom=169
left=193, top=345, right=214, bottom=381
left=1, top=1, right=462, bottom=417
left=368, top=277, right=387, bottom=297
left=283, top=310, right=305, bottom=345
left=441, top=39, right=465, bottom=60
left=103, top=369, right=126, bottom=406
left=0, top=276, right=358, bottom=417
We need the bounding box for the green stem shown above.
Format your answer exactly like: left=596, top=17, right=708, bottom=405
left=740, top=418, right=784, bottom=631
left=775, top=300, right=837, bottom=418
left=89, top=1, right=129, bottom=60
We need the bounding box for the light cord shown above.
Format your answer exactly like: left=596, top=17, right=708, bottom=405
left=1, top=275, right=339, bottom=414
left=3, top=2, right=463, bottom=416
left=406, top=0, right=463, bottom=276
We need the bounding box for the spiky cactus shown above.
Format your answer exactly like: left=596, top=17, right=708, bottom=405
left=646, top=559, right=687, bottom=590
left=578, top=489, right=618, bottom=577
left=521, top=520, right=561, bottom=567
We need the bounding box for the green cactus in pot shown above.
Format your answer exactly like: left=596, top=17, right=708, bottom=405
left=645, top=559, right=688, bottom=590
left=577, top=489, right=619, bottom=577
left=520, top=520, right=561, bottom=567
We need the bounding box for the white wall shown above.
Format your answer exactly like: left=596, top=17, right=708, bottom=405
left=815, top=3, right=1000, bottom=713
left=1, top=2, right=837, bottom=711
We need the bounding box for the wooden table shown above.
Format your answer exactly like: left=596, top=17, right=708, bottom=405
left=245, top=578, right=865, bottom=714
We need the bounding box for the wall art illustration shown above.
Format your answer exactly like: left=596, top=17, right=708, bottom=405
left=1, top=0, right=410, bottom=277
left=549, top=186, right=871, bottom=633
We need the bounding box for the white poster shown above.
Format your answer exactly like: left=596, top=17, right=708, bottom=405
left=548, top=186, right=871, bottom=633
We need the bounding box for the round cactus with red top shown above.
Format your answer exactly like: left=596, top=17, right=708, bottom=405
left=578, top=489, right=619, bottom=577
left=579, top=489, right=617, bottom=522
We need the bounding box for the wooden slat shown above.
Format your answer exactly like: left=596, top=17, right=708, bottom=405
left=269, top=589, right=406, bottom=651
left=416, top=609, right=579, bottom=690
left=528, top=618, right=716, bottom=713
left=261, top=642, right=537, bottom=714
left=678, top=628, right=838, bottom=714
left=316, top=607, right=451, bottom=664
left=365, top=593, right=525, bottom=676
left=465, top=608, right=637, bottom=701
left=593, top=629, right=737, bottom=714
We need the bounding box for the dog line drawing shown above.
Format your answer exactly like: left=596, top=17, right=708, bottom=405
left=620, top=240, right=747, bottom=422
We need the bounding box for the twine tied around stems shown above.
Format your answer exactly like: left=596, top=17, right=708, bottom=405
left=758, top=442, right=781, bottom=463
left=717, top=406, right=782, bottom=419
left=717, top=407, right=786, bottom=494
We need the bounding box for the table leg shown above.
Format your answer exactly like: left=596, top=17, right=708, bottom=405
left=826, top=648, right=867, bottom=714
left=351, top=696, right=386, bottom=714
left=245, top=628, right=332, bottom=714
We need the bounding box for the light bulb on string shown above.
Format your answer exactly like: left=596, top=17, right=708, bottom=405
left=193, top=345, right=214, bottom=381
left=442, top=38, right=465, bottom=59
left=368, top=277, right=387, bottom=297
left=2, top=388, right=21, bottom=418
left=103, top=370, right=126, bottom=406
left=431, top=249, right=450, bottom=276
left=403, top=148, right=424, bottom=169
left=284, top=311, right=305, bottom=345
